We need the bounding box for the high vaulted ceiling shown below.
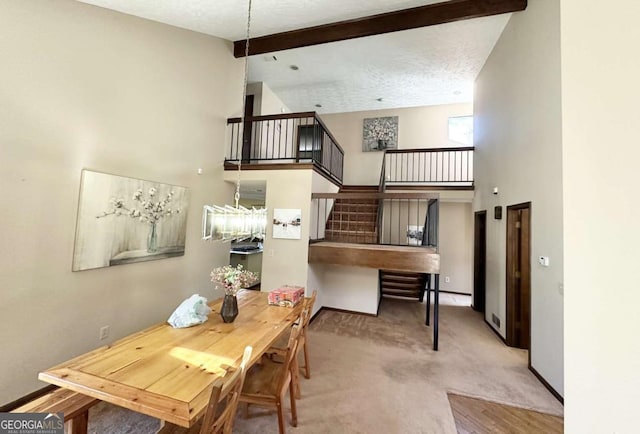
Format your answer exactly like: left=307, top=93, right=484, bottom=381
left=76, top=0, right=511, bottom=113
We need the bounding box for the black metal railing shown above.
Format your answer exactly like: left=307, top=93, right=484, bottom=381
left=384, top=147, right=474, bottom=185
left=310, top=192, right=438, bottom=247
left=227, top=112, right=344, bottom=184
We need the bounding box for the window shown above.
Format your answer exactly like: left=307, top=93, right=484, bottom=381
left=448, top=116, right=473, bottom=146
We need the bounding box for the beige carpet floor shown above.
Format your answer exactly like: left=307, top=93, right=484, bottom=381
left=86, top=293, right=563, bottom=434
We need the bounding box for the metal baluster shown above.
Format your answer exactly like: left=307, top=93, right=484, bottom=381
left=251, top=120, right=257, bottom=160
left=277, top=119, right=282, bottom=160
left=284, top=119, right=289, bottom=160
left=423, top=152, right=426, bottom=182
left=408, top=199, right=412, bottom=245
left=258, top=119, right=262, bottom=160
left=325, top=198, right=328, bottom=240
left=392, top=153, right=396, bottom=182
left=410, top=153, right=414, bottom=182
left=429, top=152, right=433, bottom=182
left=416, top=199, right=419, bottom=246
left=445, top=151, right=449, bottom=182
left=265, top=120, right=270, bottom=160
left=228, top=123, right=232, bottom=161
left=329, top=137, right=334, bottom=179
left=454, top=151, right=457, bottom=183
left=389, top=199, right=393, bottom=245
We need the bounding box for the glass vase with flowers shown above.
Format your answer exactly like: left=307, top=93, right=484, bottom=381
left=210, top=264, right=258, bottom=323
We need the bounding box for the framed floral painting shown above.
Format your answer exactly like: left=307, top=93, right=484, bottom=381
left=362, top=116, right=399, bottom=152
left=72, top=169, right=189, bottom=271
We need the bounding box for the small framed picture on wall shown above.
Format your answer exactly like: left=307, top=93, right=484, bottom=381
left=272, top=209, right=302, bottom=239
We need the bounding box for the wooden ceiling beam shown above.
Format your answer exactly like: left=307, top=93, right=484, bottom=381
left=233, top=0, right=527, bottom=58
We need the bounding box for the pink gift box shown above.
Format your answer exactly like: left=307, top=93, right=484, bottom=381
left=268, top=286, right=305, bottom=307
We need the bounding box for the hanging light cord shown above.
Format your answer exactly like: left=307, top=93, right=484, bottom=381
left=236, top=0, right=252, bottom=209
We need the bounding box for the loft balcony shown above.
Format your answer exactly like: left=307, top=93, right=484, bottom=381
left=225, top=111, right=344, bottom=185
left=224, top=112, right=475, bottom=192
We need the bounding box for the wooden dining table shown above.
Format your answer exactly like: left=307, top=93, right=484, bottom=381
left=38, top=290, right=302, bottom=429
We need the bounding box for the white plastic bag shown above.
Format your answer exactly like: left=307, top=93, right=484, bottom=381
left=167, top=294, right=212, bottom=328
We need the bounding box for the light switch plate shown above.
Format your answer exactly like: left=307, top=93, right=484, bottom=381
left=538, top=256, right=550, bottom=267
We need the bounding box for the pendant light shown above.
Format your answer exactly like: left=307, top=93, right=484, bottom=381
left=202, top=0, right=267, bottom=242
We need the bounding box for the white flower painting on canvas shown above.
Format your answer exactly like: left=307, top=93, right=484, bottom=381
left=72, top=170, right=188, bottom=271
left=363, top=116, right=399, bottom=152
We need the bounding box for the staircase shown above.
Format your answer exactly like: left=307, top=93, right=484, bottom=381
left=322, top=185, right=430, bottom=302
left=324, top=185, right=378, bottom=244
left=379, top=270, right=428, bottom=301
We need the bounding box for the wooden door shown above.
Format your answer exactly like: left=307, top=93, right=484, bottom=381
left=473, top=211, right=487, bottom=313
left=506, top=203, right=531, bottom=349
left=241, top=95, right=255, bottom=163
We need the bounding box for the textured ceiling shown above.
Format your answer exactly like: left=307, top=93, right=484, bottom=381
left=76, top=0, right=510, bottom=113
left=249, top=15, right=509, bottom=113
left=77, top=0, right=446, bottom=39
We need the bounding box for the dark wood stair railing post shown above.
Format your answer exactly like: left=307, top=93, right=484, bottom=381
left=376, top=151, right=387, bottom=244
left=241, top=95, right=255, bottom=164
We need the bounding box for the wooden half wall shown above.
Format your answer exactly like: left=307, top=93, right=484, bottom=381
left=308, top=242, right=440, bottom=274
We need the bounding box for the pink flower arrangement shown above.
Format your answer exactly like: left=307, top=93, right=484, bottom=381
left=210, top=264, right=258, bottom=296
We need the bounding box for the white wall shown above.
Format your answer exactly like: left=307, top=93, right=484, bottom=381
left=321, top=104, right=472, bottom=185
left=561, top=1, right=640, bottom=431
left=309, top=171, right=340, bottom=240
left=246, top=82, right=296, bottom=160
left=439, top=202, right=473, bottom=294
left=247, top=81, right=291, bottom=116
left=224, top=169, right=313, bottom=293
left=310, top=264, right=380, bottom=315
left=474, top=0, right=563, bottom=396
left=260, top=82, right=291, bottom=115
left=246, top=83, right=263, bottom=116
left=0, top=1, right=242, bottom=404
left=307, top=172, right=340, bottom=313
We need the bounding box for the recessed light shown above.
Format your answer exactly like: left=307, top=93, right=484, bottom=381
left=376, top=98, right=384, bottom=102
left=315, top=104, right=322, bottom=108
left=453, top=90, right=462, bottom=95
left=290, top=65, right=299, bottom=71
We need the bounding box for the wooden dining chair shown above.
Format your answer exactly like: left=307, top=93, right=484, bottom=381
left=157, top=345, right=253, bottom=434
left=268, top=290, right=317, bottom=399
left=298, top=290, right=317, bottom=380
left=239, top=317, right=305, bottom=434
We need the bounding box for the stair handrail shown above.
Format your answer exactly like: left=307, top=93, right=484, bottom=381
left=377, top=150, right=387, bottom=244
left=378, top=150, right=387, bottom=193
left=311, top=192, right=437, bottom=199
